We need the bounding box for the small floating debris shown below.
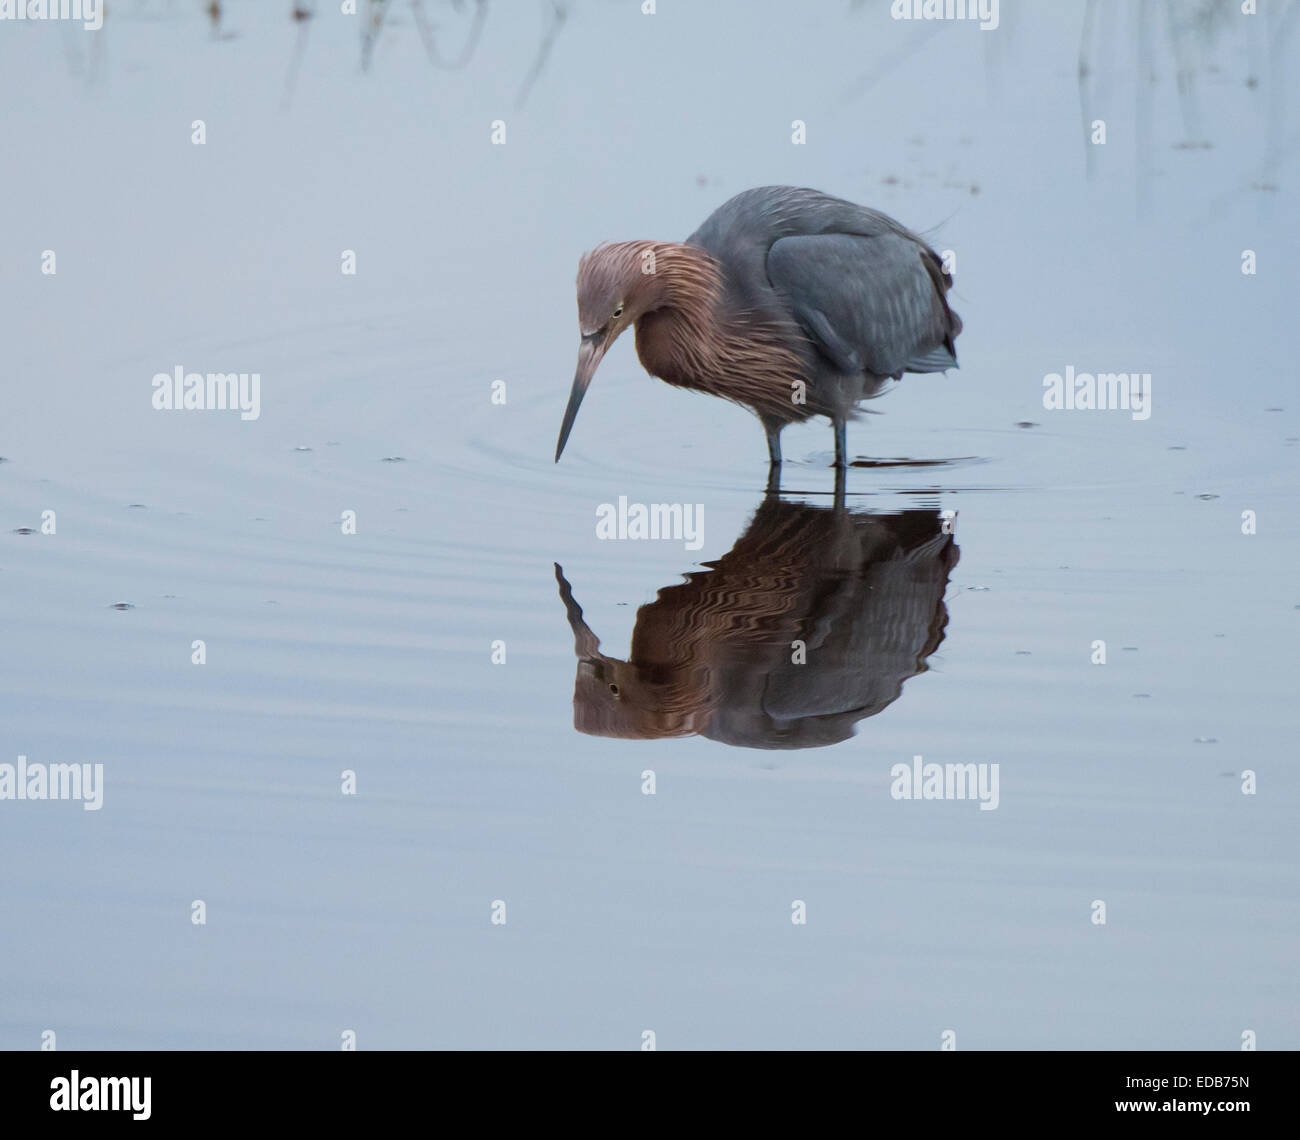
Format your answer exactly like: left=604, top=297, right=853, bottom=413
left=12, top=527, right=34, bottom=535
left=381, top=456, right=406, bottom=463
left=162, top=594, right=177, bottom=600
left=1133, top=693, right=1151, bottom=699
left=1122, top=646, right=1138, bottom=652
left=966, top=585, right=991, bottom=592
left=1014, top=421, right=1038, bottom=429
left=849, top=456, right=977, bottom=469
left=292, top=446, right=312, bottom=453
left=1193, top=737, right=1218, bottom=744
left=1167, top=445, right=1187, bottom=451
left=109, top=602, right=135, bottom=611
left=1015, top=650, right=1032, bottom=656
left=1265, top=407, right=1284, bottom=412
left=127, top=503, right=147, bottom=510
left=1194, top=493, right=1219, bottom=501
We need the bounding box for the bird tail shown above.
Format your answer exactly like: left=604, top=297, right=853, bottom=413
left=904, top=343, right=959, bottom=374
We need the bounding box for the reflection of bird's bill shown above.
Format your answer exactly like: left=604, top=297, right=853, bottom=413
left=554, top=563, right=600, bottom=658
left=556, top=563, right=701, bottom=739
left=555, top=338, right=606, bottom=461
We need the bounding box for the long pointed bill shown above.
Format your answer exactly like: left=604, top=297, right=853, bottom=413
left=555, top=338, right=606, bottom=462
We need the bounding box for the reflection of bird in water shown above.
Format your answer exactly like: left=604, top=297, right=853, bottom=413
left=555, top=496, right=959, bottom=750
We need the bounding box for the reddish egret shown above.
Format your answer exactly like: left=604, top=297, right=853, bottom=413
left=554, top=185, right=962, bottom=469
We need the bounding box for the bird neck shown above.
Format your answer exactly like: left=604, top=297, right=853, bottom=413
left=627, top=241, right=722, bottom=315
left=633, top=244, right=807, bottom=422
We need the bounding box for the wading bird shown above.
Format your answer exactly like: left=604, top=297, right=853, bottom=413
left=554, top=499, right=959, bottom=749
left=555, top=185, right=962, bottom=469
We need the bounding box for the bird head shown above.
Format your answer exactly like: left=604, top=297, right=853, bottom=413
left=555, top=243, right=661, bottom=462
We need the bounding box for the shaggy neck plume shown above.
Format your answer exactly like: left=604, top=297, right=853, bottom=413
left=631, top=243, right=807, bottom=422
left=594, top=240, right=720, bottom=315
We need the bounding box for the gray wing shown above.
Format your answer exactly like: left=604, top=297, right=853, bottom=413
left=767, top=231, right=959, bottom=379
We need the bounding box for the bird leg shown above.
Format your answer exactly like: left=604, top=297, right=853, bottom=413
left=832, top=462, right=846, bottom=507
left=764, top=462, right=783, bottom=499
left=762, top=418, right=783, bottom=467
left=833, top=419, right=848, bottom=469
left=756, top=416, right=784, bottom=494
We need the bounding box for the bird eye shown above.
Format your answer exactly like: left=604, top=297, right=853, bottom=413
left=609, top=683, right=620, bottom=696
left=612, top=304, right=624, bottom=319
